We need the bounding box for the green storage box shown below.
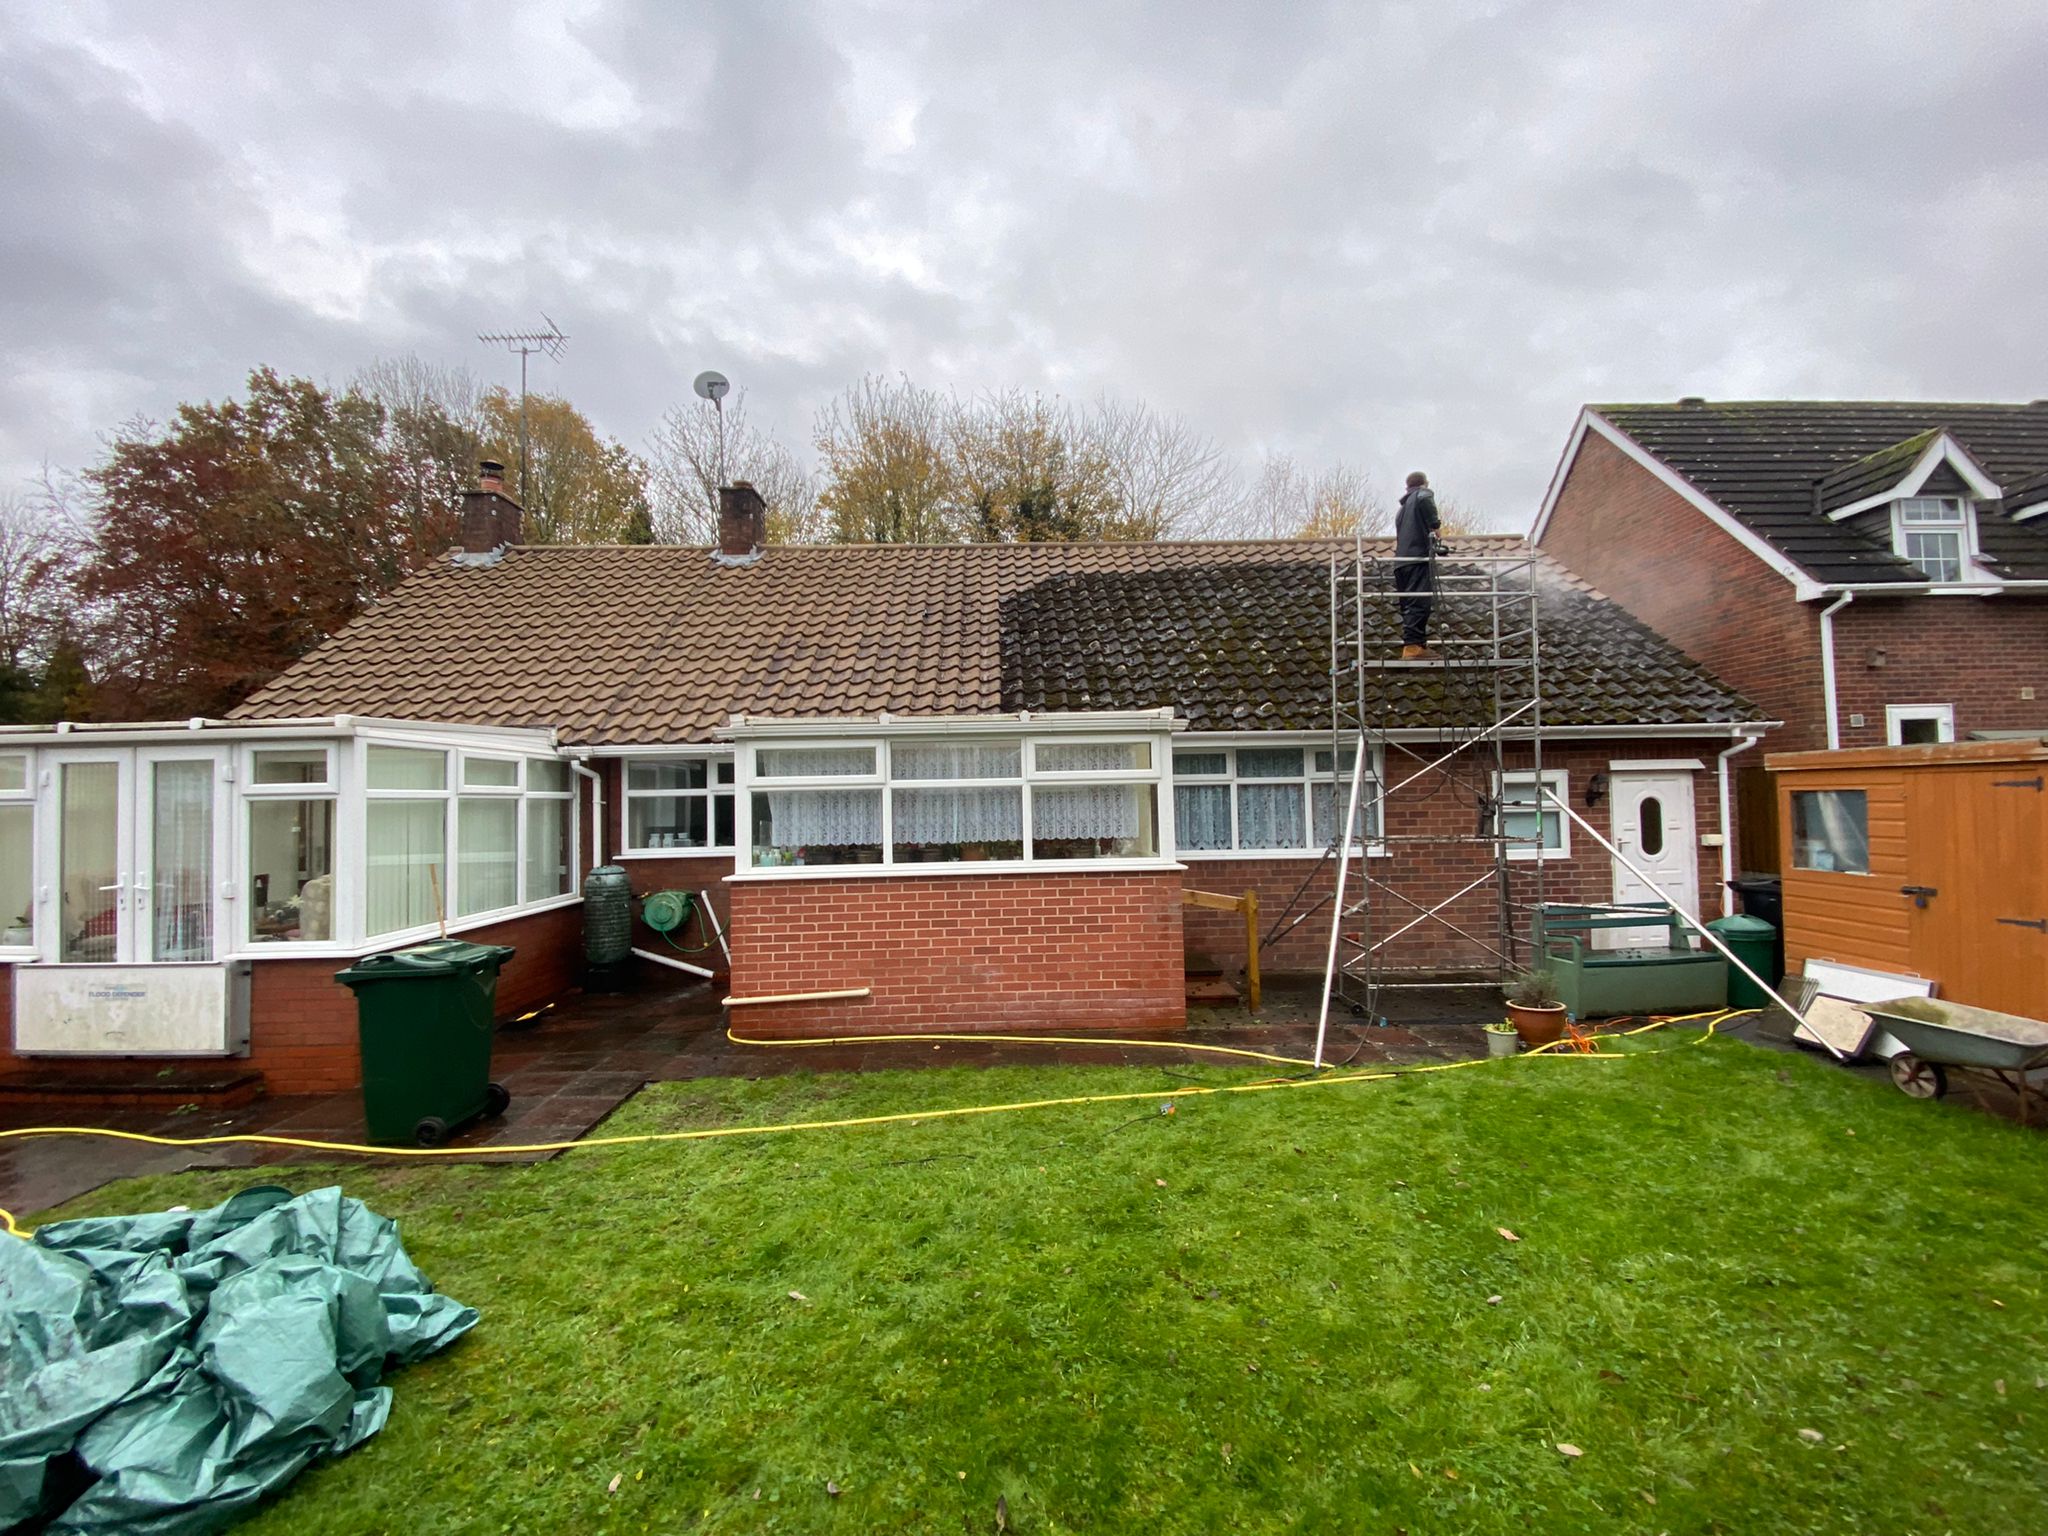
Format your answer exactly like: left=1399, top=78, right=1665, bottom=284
left=1705, top=913, right=1778, bottom=1010
left=1532, top=905, right=1729, bottom=1020
left=337, top=940, right=515, bottom=1146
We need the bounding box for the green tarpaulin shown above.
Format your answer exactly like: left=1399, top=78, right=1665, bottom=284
left=1, top=1184, right=476, bottom=1534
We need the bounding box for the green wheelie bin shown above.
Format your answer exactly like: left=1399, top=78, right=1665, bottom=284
left=1705, top=913, right=1778, bottom=1012
left=337, top=940, right=516, bottom=1146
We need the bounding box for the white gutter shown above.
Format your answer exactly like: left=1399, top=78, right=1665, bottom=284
left=1818, top=592, right=1855, bottom=749
left=570, top=754, right=605, bottom=867
left=1715, top=733, right=1762, bottom=915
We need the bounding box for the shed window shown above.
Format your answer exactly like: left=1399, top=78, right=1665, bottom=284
left=1791, top=790, right=1869, bottom=874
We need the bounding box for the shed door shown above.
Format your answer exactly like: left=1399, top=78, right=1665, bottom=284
left=1603, top=771, right=1700, bottom=948
left=1903, top=767, right=2048, bottom=1016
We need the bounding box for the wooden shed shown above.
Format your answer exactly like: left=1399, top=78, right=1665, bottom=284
left=1769, top=738, right=2048, bottom=1017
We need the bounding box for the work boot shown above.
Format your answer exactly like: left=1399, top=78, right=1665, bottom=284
left=1400, top=644, right=1440, bottom=661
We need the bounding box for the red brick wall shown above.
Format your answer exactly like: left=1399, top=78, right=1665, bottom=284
left=1182, top=740, right=1730, bottom=976
left=726, top=869, right=1185, bottom=1036
left=1, top=902, right=586, bottom=1096
left=1828, top=596, right=2048, bottom=748
left=1538, top=427, right=1823, bottom=747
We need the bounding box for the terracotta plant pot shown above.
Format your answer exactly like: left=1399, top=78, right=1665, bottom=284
left=1506, top=1002, right=1569, bottom=1048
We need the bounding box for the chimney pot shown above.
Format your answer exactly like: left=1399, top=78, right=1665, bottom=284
left=717, top=483, right=768, bottom=561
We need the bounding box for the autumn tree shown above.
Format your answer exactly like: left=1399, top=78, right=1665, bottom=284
left=813, top=374, right=960, bottom=543
left=951, top=390, right=1123, bottom=542
left=72, top=369, right=434, bottom=718
left=1235, top=455, right=1387, bottom=539
left=646, top=392, right=821, bottom=544
left=355, top=354, right=486, bottom=555
left=479, top=389, right=652, bottom=544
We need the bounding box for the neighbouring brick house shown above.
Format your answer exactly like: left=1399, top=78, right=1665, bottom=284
left=1532, top=399, right=2048, bottom=871
left=0, top=475, right=1762, bottom=1094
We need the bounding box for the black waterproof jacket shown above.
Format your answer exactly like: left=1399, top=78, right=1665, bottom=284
left=1395, top=485, right=1440, bottom=560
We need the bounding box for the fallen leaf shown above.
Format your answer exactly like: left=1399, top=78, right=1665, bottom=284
left=1990, top=1298, right=2006, bottom=1310
left=1798, top=1428, right=1824, bottom=1444
left=1477, top=1382, right=1491, bottom=1392
left=996, top=1493, right=1010, bottom=1531
left=1995, top=1379, right=2007, bottom=1396
left=1486, top=1294, right=1503, bottom=1306
left=607, top=1473, right=622, bottom=1494
left=1642, top=1491, right=1657, bottom=1505
left=1599, top=1369, right=1627, bottom=1382
left=1155, top=1178, right=1168, bottom=1187
left=1221, top=1442, right=1234, bottom=1461
left=1409, top=1462, right=1423, bottom=1478
left=958, top=1470, right=968, bottom=1481
left=1556, top=1443, right=1583, bottom=1458
left=1443, top=1468, right=1458, bottom=1480
left=826, top=1479, right=841, bottom=1496
left=788, top=1290, right=809, bottom=1303
left=1498, top=1228, right=1521, bottom=1242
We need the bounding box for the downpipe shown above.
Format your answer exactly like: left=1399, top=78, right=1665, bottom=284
left=1716, top=734, right=1761, bottom=916
left=1817, top=592, right=1855, bottom=750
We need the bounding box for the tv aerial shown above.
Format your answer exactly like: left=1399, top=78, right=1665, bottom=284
left=477, top=315, right=570, bottom=500
left=693, top=370, right=732, bottom=485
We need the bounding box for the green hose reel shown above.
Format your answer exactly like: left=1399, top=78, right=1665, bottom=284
left=641, top=889, right=695, bottom=934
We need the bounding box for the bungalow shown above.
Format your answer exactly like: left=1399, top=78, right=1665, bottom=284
left=0, top=472, right=1764, bottom=1096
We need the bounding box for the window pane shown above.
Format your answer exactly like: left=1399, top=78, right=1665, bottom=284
left=628, top=759, right=710, bottom=791
left=1899, top=497, right=1963, bottom=524
left=716, top=759, right=735, bottom=785
left=1032, top=784, right=1157, bottom=859
left=1638, top=796, right=1665, bottom=857
left=1237, top=782, right=1306, bottom=848
left=1898, top=717, right=1943, bottom=746
left=893, top=785, right=1024, bottom=862
left=463, top=756, right=518, bottom=788
left=366, top=799, right=447, bottom=935
left=1236, top=748, right=1305, bottom=780
left=1313, top=748, right=1358, bottom=776
left=1792, top=790, right=1869, bottom=874
left=1172, top=751, right=1228, bottom=777
left=891, top=740, right=1023, bottom=781
left=1174, top=783, right=1233, bottom=850
left=59, top=762, right=118, bottom=963
left=150, top=759, right=213, bottom=962
left=253, top=748, right=327, bottom=785
left=0, top=753, right=29, bottom=793
left=755, top=746, right=875, bottom=778
left=526, top=797, right=572, bottom=898
left=367, top=745, right=446, bottom=791
left=457, top=798, right=518, bottom=916
left=1902, top=530, right=1961, bottom=583
left=751, top=788, right=883, bottom=865
left=628, top=793, right=712, bottom=850
left=1311, top=780, right=1379, bottom=846
left=0, top=803, right=31, bottom=946
left=1500, top=779, right=1562, bottom=852
left=1035, top=741, right=1152, bottom=773
left=528, top=758, right=571, bottom=793
left=248, top=798, right=334, bottom=942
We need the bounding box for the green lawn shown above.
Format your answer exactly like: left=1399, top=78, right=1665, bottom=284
left=31, top=1036, right=2048, bottom=1534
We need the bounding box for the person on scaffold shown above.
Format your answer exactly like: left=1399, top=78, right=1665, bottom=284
left=1394, top=470, right=1445, bottom=661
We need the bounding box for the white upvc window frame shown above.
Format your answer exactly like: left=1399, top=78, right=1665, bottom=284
left=619, top=752, right=740, bottom=857
left=240, top=741, right=350, bottom=951
left=1891, top=496, right=1981, bottom=585
left=1497, top=768, right=1570, bottom=862
left=1884, top=703, right=1955, bottom=746
left=0, top=746, right=37, bottom=956
left=733, top=727, right=1177, bottom=878
left=1168, top=739, right=1386, bottom=859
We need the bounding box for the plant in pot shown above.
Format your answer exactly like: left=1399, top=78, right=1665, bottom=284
left=1481, top=1020, right=1520, bottom=1058
left=1504, top=969, right=1568, bottom=1048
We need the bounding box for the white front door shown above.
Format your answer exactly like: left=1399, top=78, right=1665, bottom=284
left=36, top=748, right=230, bottom=965
left=1603, top=770, right=1700, bottom=948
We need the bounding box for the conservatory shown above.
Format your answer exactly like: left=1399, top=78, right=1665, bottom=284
left=0, top=717, right=579, bottom=1058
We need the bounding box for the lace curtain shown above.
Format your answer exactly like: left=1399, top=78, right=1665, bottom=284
left=762, top=788, right=883, bottom=848
left=894, top=786, right=1023, bottom=844
left=893, top=742, right=1022, bottom=781
left=1174, top=784, right=1232, bottom=850
left=1236, top=783, right=1306, bottom=849
left=1037, top=742, right=1148, bottom=773
left=1034, top=784, right=1145, bottom=840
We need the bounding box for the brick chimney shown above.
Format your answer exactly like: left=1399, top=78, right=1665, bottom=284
left=716, top=481, right=767, bottom=563
left=460, top=459, right=523, bottom=557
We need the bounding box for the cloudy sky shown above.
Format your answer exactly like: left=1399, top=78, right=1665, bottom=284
left=4, top=0, right=2044, bottom=529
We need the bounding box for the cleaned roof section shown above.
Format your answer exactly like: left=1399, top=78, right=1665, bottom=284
left=236, top=536, right=1758, bottom=745
left=1594, top=401, right=2048, bottom=585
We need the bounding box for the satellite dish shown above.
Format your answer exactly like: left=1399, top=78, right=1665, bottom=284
left=692, top=370, right=731, bottom=403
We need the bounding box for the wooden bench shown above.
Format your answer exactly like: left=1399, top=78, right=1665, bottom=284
left=1531, top=903, right=1728, bottom=1020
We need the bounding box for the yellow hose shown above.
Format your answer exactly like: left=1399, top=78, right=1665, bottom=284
left=0, top=1011, right=1747, bottom=1239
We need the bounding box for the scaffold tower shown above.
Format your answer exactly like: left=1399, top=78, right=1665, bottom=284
left=1266, top=537, right=1552, bottom=1063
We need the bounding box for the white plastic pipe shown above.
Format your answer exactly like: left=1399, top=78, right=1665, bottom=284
left=699, top=888, right=731, bottom=965
left=631, top=946, right=714, bottom=979
left=1817, top=592, right=1855, bottom=750
left=1715, top=734, right=1760, bottom=916
left=571, top=756, right=605, bottom=866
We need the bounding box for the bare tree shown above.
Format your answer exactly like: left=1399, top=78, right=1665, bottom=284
left=355, top=355, right=487, bottom=554
left=1088, top=398, right=1239, bottom=539
left=647, top=392, right=820, bottom=545
left=1235, top=454, right=1388, bottom=539
left=814, top=374, right=960, bottom=543
left=0, top=492, right=69, bottom=675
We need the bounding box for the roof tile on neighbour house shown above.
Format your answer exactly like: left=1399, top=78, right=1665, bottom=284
left=1594, top=401, right=2048, bottom=585
left=234, top=536, right=1757, bottom=745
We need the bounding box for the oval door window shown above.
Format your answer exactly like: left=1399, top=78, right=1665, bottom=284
left=1638, top=796, right=1664, bottom=856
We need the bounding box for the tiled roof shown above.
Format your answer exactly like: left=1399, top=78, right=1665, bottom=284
left=1594, top=401, right=2048, bottom=584
left=236, top=537, right=1758, bottom=744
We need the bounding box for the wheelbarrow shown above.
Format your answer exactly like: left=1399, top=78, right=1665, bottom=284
left=1863, top=998, right=2048, bottom=1127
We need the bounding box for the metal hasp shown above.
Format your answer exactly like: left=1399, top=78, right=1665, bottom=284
left=1285, top=541, right=1549, bottom=1066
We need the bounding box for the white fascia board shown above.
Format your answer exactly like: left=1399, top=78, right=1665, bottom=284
left=585, top=742, right=735, bottom=758
left=1823, top=433, right=2004, bottom=522
left=2013, top=500, right=2046, bottom=523
left=1801, top=580, right=2048, bottom=599
left=1529, top=409, right=1819, bottom=593
left=0, top=716, right=354, bottom=747
left=720, top=708, right=1184, bottom=740
left=1606, top=758, right=1708, bottom=772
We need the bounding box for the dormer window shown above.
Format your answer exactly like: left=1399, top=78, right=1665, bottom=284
left=1893, top=496, right=1970, bottom=583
